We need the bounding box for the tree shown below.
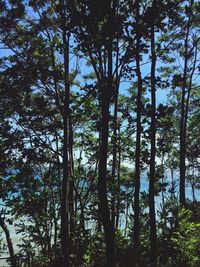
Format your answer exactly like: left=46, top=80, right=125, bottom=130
left=133, top=1, right=144, bottom=265
left=70, top=1, right=130, bottom=265
left=148, top=0, right=157, bottom=263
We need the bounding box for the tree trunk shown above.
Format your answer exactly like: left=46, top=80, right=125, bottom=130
left=179, top=0, right=193, bottom=206
left=149, top=10, right=157, bottom=267
left=111, top=90, right=118, bottom=229
left=111, top=76, right=119, bottom=230
left=191, top=165, right=196, bottom=202
left=60, top=1, right=71, bottom=265
left=0, top=218, right=17, bottom=267
left=115, top=129, right=121, bottom=229
left=133, top=1, right=143, bottom=265
left=97, top=2, right=115, bottom=266
left=161, top=157, right=166, bottom=227
left=98, top=83, right=115, bottom=267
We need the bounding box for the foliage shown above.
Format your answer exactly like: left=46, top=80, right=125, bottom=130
left=0, top=0, right=199, bottom=266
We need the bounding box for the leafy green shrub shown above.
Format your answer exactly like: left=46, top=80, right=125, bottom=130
left=169, top=207, right=200, bottom=267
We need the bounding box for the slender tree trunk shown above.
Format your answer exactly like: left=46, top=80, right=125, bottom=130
left=179, top=0, right=193, bottom=206
left=54, top=213, right=58, bottom=250
left=60, top=1, right=71, bottom=265
left=97, top=3, right=115, bottom=266
left=184, top=41, right=197, bottom=133
left=69, top=116, right=75, bottom=261
left=170, top=168, right=176, bottom=208
left=115, top=129, right=121, bottom=229
left=191, top=165, right=196, bottom=202
left=124, top=194, right=130, bottom=237
left=98, top=83, right=115, bottom=267
left=149, top=9, right=157, bottom=267
left=191, top=184, right=196, bottom=202
left=111, top=79, right=119, bottom=229
left=161, top=157, right=166, bottom=226
left=0, top=218, right=17, bottom=267
left=133, top=1, right=143, bottom=265
left=111, top=89, right=118, bottom=229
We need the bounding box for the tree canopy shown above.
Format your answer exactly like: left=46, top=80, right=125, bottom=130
left=0, top=0, right=200, bottom=267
